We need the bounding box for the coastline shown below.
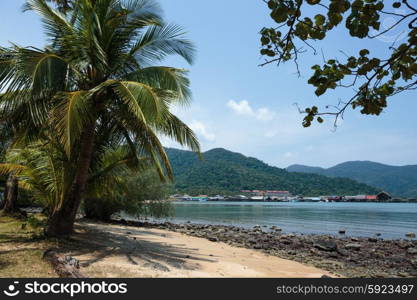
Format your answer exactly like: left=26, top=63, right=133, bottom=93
left=170, top=201, right=417, bottom=239
left=102, top=218, right=417, bottom=278
left=72, top=220, right=334, bottom=278
left=1, top=214, right=415, bottom=278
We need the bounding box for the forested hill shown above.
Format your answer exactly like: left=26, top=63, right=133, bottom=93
left=287, top=161, right=417, bottom=198
left=166, top=148, right=379, bottom=196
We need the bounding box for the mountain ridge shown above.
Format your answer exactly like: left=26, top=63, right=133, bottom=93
left=287, top=161, right=417, bottom=198
left=166, top=147, right=379, bottom=196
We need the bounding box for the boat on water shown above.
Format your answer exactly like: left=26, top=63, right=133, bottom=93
left=192, top=196, right=209, bottom=202
left=208, top=195, right=225, bottom=201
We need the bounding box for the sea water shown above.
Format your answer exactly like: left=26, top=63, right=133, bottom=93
left=161, top=202, right=417, bottom=239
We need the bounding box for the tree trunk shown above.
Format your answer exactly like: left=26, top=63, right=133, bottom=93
left=45, top=121, right=96, bottom=237
left=2, top=174, right=18, bottom=214
left=0, top=180, right=6, bottom=210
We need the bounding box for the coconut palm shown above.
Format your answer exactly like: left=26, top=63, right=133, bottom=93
left=0, top=0, right=199, bottom=236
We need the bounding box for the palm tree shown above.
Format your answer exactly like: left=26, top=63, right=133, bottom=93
left=0, top=0, right=199, bottom=236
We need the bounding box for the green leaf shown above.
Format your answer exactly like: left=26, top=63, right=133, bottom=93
left=393, top=2, right=401, bottom=8
left=359, top=49, right=370, bottom=56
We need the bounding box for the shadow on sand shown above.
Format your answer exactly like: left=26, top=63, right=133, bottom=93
left=57, top=220, right=216, bottom=275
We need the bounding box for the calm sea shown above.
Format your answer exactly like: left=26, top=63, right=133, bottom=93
left=157, top=202, right=417, bottom=239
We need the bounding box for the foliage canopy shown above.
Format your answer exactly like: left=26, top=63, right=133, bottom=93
left=260, top=0, right=417, bottom=127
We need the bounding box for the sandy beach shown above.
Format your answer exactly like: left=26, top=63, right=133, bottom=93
left=69, top=221, right=333, bottom=278
left=2, top=216, right=415, bottom=278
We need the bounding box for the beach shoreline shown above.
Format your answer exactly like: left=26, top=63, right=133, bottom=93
left=71, top=220, right=334, bottom=278
left=1, top=214, right=415, bottom=278
left=98, top=218, right=417, bottom=278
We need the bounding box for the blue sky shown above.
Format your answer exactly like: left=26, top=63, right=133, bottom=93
left=1, top=0, right=416, bottom=168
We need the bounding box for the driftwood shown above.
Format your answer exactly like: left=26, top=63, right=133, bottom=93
left=43, top=249, right=85, bottom=278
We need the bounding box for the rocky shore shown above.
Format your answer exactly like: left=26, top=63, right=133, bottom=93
left=109, top=219, right=417, bottom=278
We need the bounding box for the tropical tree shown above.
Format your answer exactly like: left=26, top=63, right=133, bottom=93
left=260, top=0, right=417, bottom=127
left=84, top=168, right=173, bottom=221
left=0, top=0, right=199, bottom=236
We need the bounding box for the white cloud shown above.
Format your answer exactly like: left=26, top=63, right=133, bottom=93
left=189, top=121, right=216, bottom=142
left=227, top=100, right=275, bottom=121
left=227, top=100, right=253, bottom=116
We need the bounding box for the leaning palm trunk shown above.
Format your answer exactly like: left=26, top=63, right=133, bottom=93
left=46, top=121, right=96, bottom=236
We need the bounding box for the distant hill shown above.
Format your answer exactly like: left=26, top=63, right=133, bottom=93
left=287, top=161, right=417, bottom=198
left=166, top=148, right=379, bottom=196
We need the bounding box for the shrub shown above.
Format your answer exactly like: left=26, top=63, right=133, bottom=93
left=84, top=170, right=173, bottom=221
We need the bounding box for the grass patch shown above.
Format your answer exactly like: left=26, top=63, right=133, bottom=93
left=0, top=214, right=56, bottom=278
left=0, top=248, right=55, bottom=278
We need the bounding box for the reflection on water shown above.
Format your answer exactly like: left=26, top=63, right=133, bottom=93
left=162, top=202, right=417, bottom=239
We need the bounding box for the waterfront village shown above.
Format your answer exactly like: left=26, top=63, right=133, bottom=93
left=170, top=190, right=417, bottom=203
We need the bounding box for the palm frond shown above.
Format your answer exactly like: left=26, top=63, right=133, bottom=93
left=117, top=114, right=173, bottom=181
left=0, top=163, right=26, bottom=175
left=23, top=0, right=74, bottom=42
left=156, top=111, right=201, bottom=154
left=52, top=90, right=92, bottom=156
left=129, top=23, right=196, bottom=66
left=124, top=66, right=191, bottom=103
left=107, top=79, right=161, bottom=123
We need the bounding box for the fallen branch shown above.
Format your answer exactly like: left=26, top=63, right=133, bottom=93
left=43, top=249, right=85, bottom=278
